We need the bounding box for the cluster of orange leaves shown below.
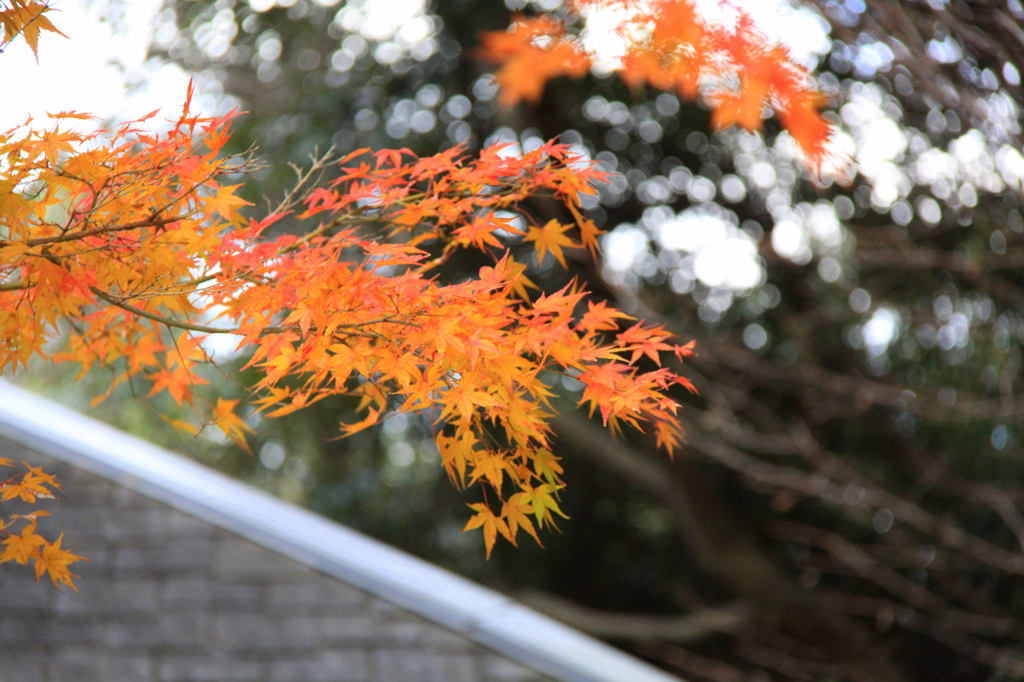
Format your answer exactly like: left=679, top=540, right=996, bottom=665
left=0, top=459, right=85, bottom=589
left=0, top=83, right=696, bottom=557
left=479, top=0, right=838, bottom=171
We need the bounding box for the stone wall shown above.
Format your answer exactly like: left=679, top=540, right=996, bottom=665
left=0, top=439, right=553, bottom=682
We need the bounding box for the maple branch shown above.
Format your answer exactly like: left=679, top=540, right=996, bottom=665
left=86, top=282, right=421, bottom=343
left=268, top=146, right=337, bottom=216
left=814, top=588, right=1024, bottom=677
left=87, top=286, right=246, bottom=335
left=732, top=639, right=859, bottom=682
left=903, top=452, right=1024, bottom=554
left=812, top=586, right=1020, bottom=641
left=684, top=427, right=1024, bottom=576
left=164, top=325, right=210, bottom=420
left=0, top=279, right=29, bottom=292
left=693, top=410, right=1024, bottom=561
left=995, top=8, right=1024, bottom=53
left=551, top=410, right=711, bottom=559
left=0, top=215, right=189, bottom=249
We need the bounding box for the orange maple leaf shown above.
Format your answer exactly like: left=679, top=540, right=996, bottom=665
left=478, top=16, right=591, bottom=107
left=0, top=521, right=47, bottom=565
left=34, top=533, right=86, bottom=591
left=202, top=184, right=252, bottom=223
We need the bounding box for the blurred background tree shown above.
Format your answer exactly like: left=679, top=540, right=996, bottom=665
left=23, top=0, right=1024, bottom=679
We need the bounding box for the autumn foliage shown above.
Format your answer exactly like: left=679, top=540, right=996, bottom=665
left=0, top=0, right=839, bottom=583
left=480, top=0, right=840, bottom=172
left=0, top=79, right=698, bottom=567
left=0, top=0, right=868, bottom=587
left=0, top=460, right=85, bottom=590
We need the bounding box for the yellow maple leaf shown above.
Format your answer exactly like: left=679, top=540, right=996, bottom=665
left=463, top=503, right=513, bottom=558
left=211, top=398, right=256, bottom=452
left=503, top=493, right=542, bottom=547
left=523, top=219, right=578, bottom=268
left=521, top=483, right=568, bottom=529
left=468, top=452, right=509, bottom=490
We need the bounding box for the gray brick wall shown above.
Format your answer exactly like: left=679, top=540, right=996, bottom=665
left=0, top=438, right=553, bottom=682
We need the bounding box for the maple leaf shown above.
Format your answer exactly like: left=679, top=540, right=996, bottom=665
left=0, top=520, right=46, bottom=565
left=487, top=257, right=538, bottom=302
left=165, top=418, right=202, bottom=437
left=146, top=365, right=208, bottom=406
left=437, top=432, right=476, bottom=487
left=211, top=398, right=256, bottom=453
left=577, top=300, right=633, bottom=334
left=524, top=219, right=578, bottom=268
left=0, top=0, right=67, bottom=62
left=567, top=202, right=605, bottom=259
left=654, top=419, right=684, bottom=458
left=616, top=323, right=676, bottom=365
left=468, top=451, right=510, bottom=490
left=776, top=88, right=834, bottom=169
left=440, top=383, right=505, bottom=424
left=340, top=407, right=383, bottom=437
left=1, top=470, right=56, bottom=502
left=463, top=502, right=513, bottom=558
left=477, top=16, right=590, bottom=107
left=577, top=362, right=631, bottom=425
left=452, top=215, right=512, bottom=250
left=21, top=461, right=60, bottom=488
left=22, top=128, right=78, bottom=163
left=531, top=448, right=564, bottom=486
left=503, top=493, right=542, bottom=547
left=521, top=483, right=568, bottom=529
left=34, top=533, right=85, bottom=591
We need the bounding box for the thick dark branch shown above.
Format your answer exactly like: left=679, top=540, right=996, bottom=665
left=771, top=521, right=1023, bottom=641
left=636, top=642, right=745, bottom=682
left=685, top=427, right=1024, bottom=576
left=552, top=412, right=908, bottom=682
left=516, top=590, right=751, bottom=642
left=619, top=288, right=1024, bottom=423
